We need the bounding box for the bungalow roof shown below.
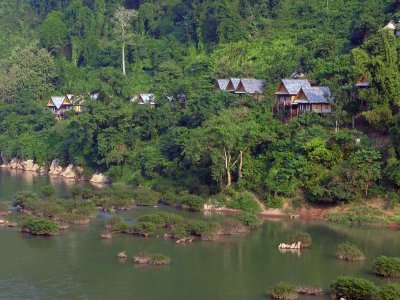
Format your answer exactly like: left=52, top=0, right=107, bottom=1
left=48, top=96, right=66, bottom=109
left=384, top=21, right=397, bottom=31
left=355, top=75, right=370, bottom=88
left=226, top=78, right=241, bottom=92
left=215, top=79, right=230, bottom=91
left=295, top=87, right=333, bottom=104
left=276, top=79, right=311, bottom=95
left=236, top=78, right=265, bottom=94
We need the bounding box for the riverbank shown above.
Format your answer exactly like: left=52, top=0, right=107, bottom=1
left=0, top=157, right=111, bottom=184
left=1, top=167, right=399, bottom=232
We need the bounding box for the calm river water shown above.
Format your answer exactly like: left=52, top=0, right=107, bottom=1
left=0, top=168, right=399, bottom=300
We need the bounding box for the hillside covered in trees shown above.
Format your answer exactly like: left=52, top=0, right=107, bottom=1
left=0, top=0, right=400, bottom=206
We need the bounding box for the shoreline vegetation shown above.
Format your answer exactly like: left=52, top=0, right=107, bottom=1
left=1, top=171, right=400, bottom=231
left=0, top=184, right=262, bottom=239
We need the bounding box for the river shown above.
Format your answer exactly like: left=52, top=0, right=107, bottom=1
left=0, top=168, right=399, bottom=300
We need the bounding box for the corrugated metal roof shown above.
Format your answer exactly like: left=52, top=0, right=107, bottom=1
left=139, top=93, right=156, bottom=105
left=278, top=79, right=311, bottom=95
left=227, top=78, right=241, bottom=92
left=89, top=93, right=99, bottom=100
left=296, top=87, right=332, bottom=104
left=48, top=96, right=65, bottom=109
left=355, top=76, right=370, bottom=88
left=237, top=78, right=265, bottom=94
left=384, top=21, right=397, bottom=30
left=216, top=79, right=230, bottom=90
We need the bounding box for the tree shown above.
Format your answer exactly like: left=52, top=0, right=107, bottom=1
left=40, top=11, right=68, bottom=55
left=113, top=6, right=137, bottom=76
left=0, top=45, right=56, bottom=103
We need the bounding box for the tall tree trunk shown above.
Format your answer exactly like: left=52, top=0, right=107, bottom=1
left=122, top=42, right=126, bottom=76
left=224, top=148, right=232, bottom=188
left=238, top=150, right=243, bottom=180
left=226, top=169, right=232, bottom=188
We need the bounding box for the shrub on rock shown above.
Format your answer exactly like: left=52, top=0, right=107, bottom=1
left=21, top=216, right=58, bottom=235
left=269, top=281, right=298, bottom=300
left=336, top=242, right=366, bottom=261
left=330, top=276, right=378, bottom=300
left=373, top=256, right=400, bottom=278
left=287, top=231, right=312, bottom=248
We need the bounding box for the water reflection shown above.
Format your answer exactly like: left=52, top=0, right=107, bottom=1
left=278, top=248, right=302, bottom=257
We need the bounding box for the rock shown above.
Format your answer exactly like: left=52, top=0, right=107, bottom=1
left=7, top=222, right=17, bottom=227
left=90, top=173, right=111, bottom=184
left=49, top=159, right=64, bottom=175
left=117, top=251, right=127, bottom=259
left=21, top=160, right=35, bottom=171
left=297, top=286, right=323, bottom=296
left=58, top=224, right=70, bottom=230
left=133, top=256, right=151, bottom=264
left=278, top=241, right=302, bottom=249
left=60, top=164, right=77, bottom=178
left=102, top=233, right=112, bottom=239
left=31, top=163, right=40, bottom=172
left=8, top=158, right=20, bottom=169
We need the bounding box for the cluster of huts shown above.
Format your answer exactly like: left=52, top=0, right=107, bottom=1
left=214, top=78, right=265, bottom=101
left=47, top=93, right=155, bottom=120
left=215, top=76, right=334, bottom=117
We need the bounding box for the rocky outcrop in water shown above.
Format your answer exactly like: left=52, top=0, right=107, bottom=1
left=278, top=242, right=302, bottom=249
left=0, top=156, right=110, bottom=183
left=8, top=158, right=20, bottom=169
left=49, top=159, right=64, bottom=175
left=90, top=173, right=111, bottom=183
left=60, top=164, right=78, bottom=178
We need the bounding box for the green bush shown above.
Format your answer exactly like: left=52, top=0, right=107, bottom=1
left=287, top=231, right=312, bottom=248
left=105, top=217, right=122, bottom=227
left=13, top=191, right=40, bottom=211
left=132, top=221, right=157, bottom=236
left=373, top=256, right=400, bottom=277
left=269, top=281, right=298, bottom=300
left=185, top=219, right=219, bottom=240
left=171, top=224, right=190, bottom=239
left=325, top=206, right=387, bottom=227
left=376, top=283, right=400, bottom=300
left=336, top=242, right=366, bottom=261
left=41, top=185, right=56, bottom=198
left=178, top=193, right=206, bottom=211
left=330, top=276, right=378, bottom=300
left=137, top=212, right=185, bottom=228
left=137, top=214, right=166, bottom=227
left=132, top=188, right=161, bottom=206
left=113, top=221, right=130, bottom=233
left=150, top=253, right=171, bottom=265
left=266, top=196, right=284, bottom=209
left=70, top=186, right=92, bottom=199
left=157, top=212, right=185, bottom=226
left=233, top=213, right=260, bottom=228
left=21, top=216, right=58, bottom=235
left=38, top=200, right=64, bottom=218
left=227, top=192, right=261, bottom=213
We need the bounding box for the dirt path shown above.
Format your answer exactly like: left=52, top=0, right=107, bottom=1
left=249, top=192, right=289, bottom=218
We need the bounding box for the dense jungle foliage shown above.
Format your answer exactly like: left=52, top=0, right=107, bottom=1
left=0, top=0, right=399, bottom=204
